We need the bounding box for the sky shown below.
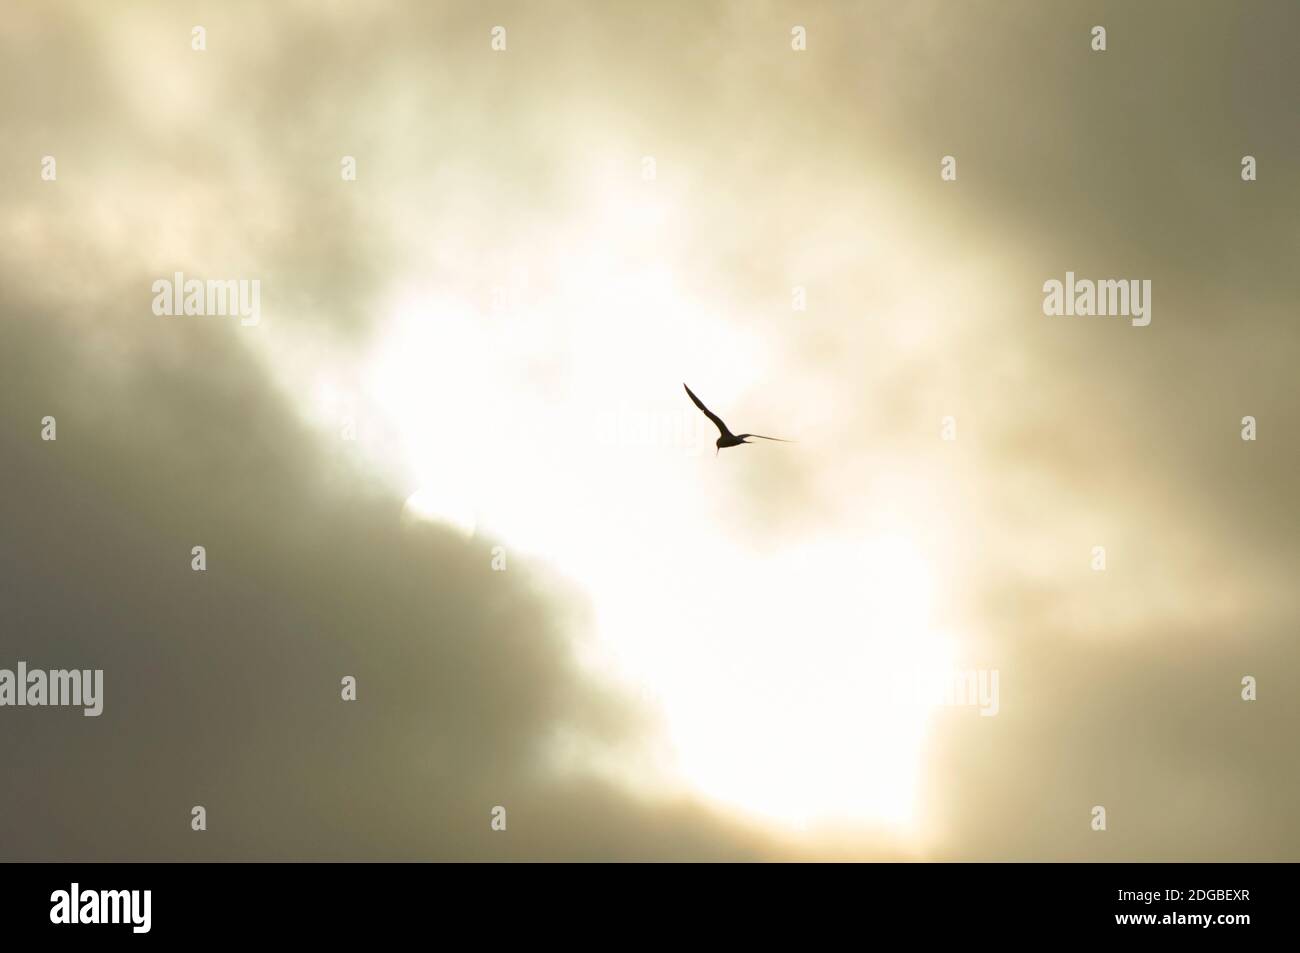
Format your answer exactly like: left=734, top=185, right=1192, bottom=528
left=1, top=0, right=1297, bottom=860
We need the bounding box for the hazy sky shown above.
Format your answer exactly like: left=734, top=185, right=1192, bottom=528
left=1, top=0, right=1297, bottom=860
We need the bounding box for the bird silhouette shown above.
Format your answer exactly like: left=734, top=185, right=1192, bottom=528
left=683, top=383, right=792, bottom=455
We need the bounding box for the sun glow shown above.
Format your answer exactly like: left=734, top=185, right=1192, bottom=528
left=363, top=337, right=943, bottom=834
left=644, top=536, right=941, bottom=829
left=295, top=175, right=948, bottom=834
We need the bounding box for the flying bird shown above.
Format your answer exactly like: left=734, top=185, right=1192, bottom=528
left=683, top=383, right=792, bottom=455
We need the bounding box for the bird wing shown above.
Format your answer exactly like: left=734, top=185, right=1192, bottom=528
left=738, top=434, right=793, bottom=442
left=683, top=383, right=733, bottom=438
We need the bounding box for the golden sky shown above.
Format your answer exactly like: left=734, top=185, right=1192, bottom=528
left=1, top=0, right=1297, bottom=860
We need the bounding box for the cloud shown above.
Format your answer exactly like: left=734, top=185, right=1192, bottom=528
left=1, top=0, right=1296, bottom=860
